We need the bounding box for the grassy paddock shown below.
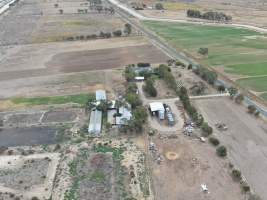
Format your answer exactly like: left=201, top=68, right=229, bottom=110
left=261, top=93, right=267, bottom=101
left=11, top=93, right=95, bottom=106
left=143, top=21, right=267, bottom=94
left=236, top=76, right=267, bottom=92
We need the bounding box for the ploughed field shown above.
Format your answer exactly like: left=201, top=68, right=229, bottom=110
left=144, top=21, right=267, bottom=100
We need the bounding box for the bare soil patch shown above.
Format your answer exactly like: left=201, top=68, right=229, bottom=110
left=42, top=110, right=77, bottom=123
left=193, top=98, right=267, bottom=200
left=45, top=44, right=168, bottom=73
left=0, top=153, right=60, bottom=200
left=149, top=135, right=243, bottom=200
left=0, top=127, right=58, bottom=147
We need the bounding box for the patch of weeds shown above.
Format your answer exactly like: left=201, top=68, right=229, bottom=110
left=68, top=160, right=78, bottom=176
left=138, top=155, right=150, bottom=197
left=64, top=178, right=79, bottom=200
left=90, top=170, right=106, bottom=183
left=94, top=144, right=124, bottom=160
left=41, top=144, right=49, bottom=152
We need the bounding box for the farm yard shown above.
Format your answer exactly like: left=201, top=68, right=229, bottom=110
left=147, top=134, right=243, bottom=200
left=144, top=21, right=267, bottom=101
left=193, top=98, right=267, bottom=200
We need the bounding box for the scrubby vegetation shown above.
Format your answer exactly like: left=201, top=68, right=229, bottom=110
left=209, top=137, right=220, bottom=146
left=187, top=9, right=232, bottom=21
left=143, top=78, right=157, bottom=97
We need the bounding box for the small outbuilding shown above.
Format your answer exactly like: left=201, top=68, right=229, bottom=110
left=149, top=102, right=165, bottom=120
left=134, top=76, right=145, bottom=81
left=95, top=90, right=106, bottom=101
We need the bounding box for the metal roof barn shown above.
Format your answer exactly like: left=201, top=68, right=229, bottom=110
left=95, top=90, right=106, bottom=101
left=149, top=102, right=165, bottom=112
left=88, top=109, right=102, bottom=136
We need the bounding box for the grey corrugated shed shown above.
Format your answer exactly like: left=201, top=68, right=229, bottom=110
left=88, top=109, right=102, bottom=135
left=95, top=90, right=106, bottom=101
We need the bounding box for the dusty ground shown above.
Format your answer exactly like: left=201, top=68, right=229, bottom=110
left=0, top=0, right=124, bottom=45
left=0, top=37, right=167, bottom=99
left=172, top=66, right=218, bottom=95
left=193, top=98, right=267, bottom=200
left=0, top=153, right=60, bottom=200
left=148, top=134, right=244, bottom=200
left=0, top=107, right=85, bottom=147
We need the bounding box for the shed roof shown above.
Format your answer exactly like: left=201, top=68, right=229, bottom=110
left=88, top=109, right=102, bottom=135
left=95, top=90, right=106, bottom=101
left=149, top=102, right=165, bottom=112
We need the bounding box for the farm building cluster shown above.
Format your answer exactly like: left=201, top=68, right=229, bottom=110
left=88, top=90, right=132, bottom=136
left=149, top=102, right=175, bottom=126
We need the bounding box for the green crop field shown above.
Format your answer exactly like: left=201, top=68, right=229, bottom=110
left=143, top=21, right=267, bottom=99
left=11, top=93, right=95, bottom=106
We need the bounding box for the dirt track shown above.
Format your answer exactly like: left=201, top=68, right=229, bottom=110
left=193, top=98, right=267, bottom=200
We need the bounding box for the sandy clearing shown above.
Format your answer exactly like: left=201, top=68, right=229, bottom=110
left=193, top=98, right=267, bottom=200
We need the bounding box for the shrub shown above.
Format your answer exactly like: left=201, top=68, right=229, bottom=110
left=248, top=105, right=256, bottom=114
left=137, top=63, right=150, bottom=67
left=155, top=3, right=164, bottom=10
left=201, top=122, right=213, bottom=137
left=248, top=194, right=261, bottom=200
left=240, top=180, right=250, bottom=192
left=232, top=169, right=241, bottom=180
left=216, top=145, right=227, bottom=157
left=113, top=30, right=122, bottom=37
left=235, top=94, right=244, bottom=104
left=209, top=137, right=220, bottom=146
left=143, top=78, right=157, bottom=97
left=254, top=110, right=260, bottom=117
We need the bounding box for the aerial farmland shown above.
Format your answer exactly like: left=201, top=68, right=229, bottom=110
left=0, top=0, right=267, bottom=200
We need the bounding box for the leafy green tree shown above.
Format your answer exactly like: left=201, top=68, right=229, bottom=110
left=124, top=23, right=132, bottom=35
left=228, top=87, right=238, bottom=97
left=143, top=78, right=157, bottom=97
left=129, top=106, right=148, bottom=131
left=247, top=105, right=256, bottom=114
left=201, top=122, right=213, bottom=137
left=235, top=93, right=244, bottom=104
left=198, top=47, right=209, bottom=55
left=155, top=3, right=164, bottom=10
left=96, top=100, right=112, bottom=113
left=126, top=93, right=141, bottom=109
left=113, top=30, right=122, bottom=37
left=209, top=137, right=220, bottom=146
left=216, top=146, right=227, bottom=157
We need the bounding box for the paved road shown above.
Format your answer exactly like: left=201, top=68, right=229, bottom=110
left=108, top=0, right=267, bottom=33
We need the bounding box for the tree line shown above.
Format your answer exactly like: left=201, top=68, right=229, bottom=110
left=187, top=9, right=232, bottom=21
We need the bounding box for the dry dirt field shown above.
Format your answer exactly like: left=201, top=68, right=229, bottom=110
left=148, top=134, right=243, bottom=200
left=193, top=97, right=267, bottom=200
left=0, top=153, right=60, bottom=200
left=0, top=0, right=124, bottom=45
left=122, top=0, right=267, bottom=28
left=0, top=37, right=168, bottom=98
